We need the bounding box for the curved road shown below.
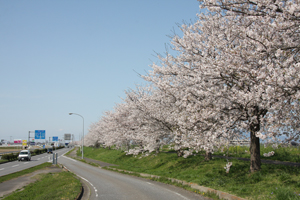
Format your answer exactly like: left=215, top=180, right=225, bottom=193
left=0, top=148, right=206, bottom=199
left=59, top=154, right=206, bottom=200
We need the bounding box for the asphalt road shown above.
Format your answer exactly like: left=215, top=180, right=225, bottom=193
left=0, top=148, right=70, bottom=176
left=1, top=148, right=207, bottom=200
left=59, top=154, right=207, bottom=200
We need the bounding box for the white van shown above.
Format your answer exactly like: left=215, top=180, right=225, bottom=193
left=18, top=150, right=31, bottom=161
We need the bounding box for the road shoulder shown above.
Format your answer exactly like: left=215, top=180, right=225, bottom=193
left=0, top=165, right=63, bottom=199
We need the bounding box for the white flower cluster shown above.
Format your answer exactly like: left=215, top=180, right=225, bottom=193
left=85, top=0, right=300, bottom=172
left=272, top=144, right=278, bottom=149
left=263, top=151, right=275, bottom=157
left=224, top=162, right=232, bottom=173
left=183, top=150, right=194, bottom=158
left=125, top=147, right=143, bottom=156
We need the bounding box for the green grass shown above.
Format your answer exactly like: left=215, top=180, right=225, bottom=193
left=0, top=159, right=8, bottom=164
left=213, top=145, right=300, bottom=163
left=0, top=162, right=53, bottom=183
left=3, top=171, right=81, bottom=200
left=0, top=163, right=81, bottom=200
left=82, top=146, right=300, bottom=200
left=64, top=147, right=75, bottom=156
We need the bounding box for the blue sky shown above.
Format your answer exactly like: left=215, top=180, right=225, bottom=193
left=0, top=0, right=200, bottom=143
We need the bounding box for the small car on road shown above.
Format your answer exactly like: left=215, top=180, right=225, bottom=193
left=18, top=150, right=31, bottom=161
left=47, top=148, right=53, bottom=154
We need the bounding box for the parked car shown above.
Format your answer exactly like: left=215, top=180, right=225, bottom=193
left=47, top=148, right=53, bottom=154
left=18, top=150, right=31, bottom=161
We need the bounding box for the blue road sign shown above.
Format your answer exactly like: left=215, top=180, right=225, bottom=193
left=35, top=130, right=46, bottom=139
left=53, top=136, right=58, bottom=141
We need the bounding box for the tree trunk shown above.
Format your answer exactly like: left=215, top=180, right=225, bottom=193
left=95, top=141, right=100, bottom=148
left=249, top=106, right=265, bottom=172
left=155, top=139, right=160, bottom=154
left=156, top=147, right=160, bottom=154
left=139, top=142, right=143, bottom=149
left=250, top=128, right=261, bottom=172
left=177, top=150, right=183, bottom=157
left=205, top=151, right=212, bottom=161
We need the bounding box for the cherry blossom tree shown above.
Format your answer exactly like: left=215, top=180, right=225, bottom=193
left=86, top=0, right=300, bottom=173
left=86, top=85, right=175, bottom=154
left=123, top=87, right=173, bottom=152
left=197, top=0, right=300, bottom=171
left=142, top=0, right=300, bottom=172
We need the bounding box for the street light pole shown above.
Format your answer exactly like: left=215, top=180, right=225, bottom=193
left=69, top=113, right=84, bottom=159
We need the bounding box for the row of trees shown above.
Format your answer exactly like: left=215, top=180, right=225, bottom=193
left=86, top=0, right=300, bottom=172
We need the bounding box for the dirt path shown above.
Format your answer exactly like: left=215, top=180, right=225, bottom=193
left=0, top=149, right=21, bottom=153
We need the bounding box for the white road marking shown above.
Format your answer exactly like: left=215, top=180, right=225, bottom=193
left=148, top=181, right=190, bottom=200
left=63, top=165, right=98, bottom=197
left=174, top=192, right=189, bottom=200
left=77, top=174, right=99, bottom=198
left=0, top=168, right=4, bottom=171
left=62, top=155, right=77, bottom=162
left=12, top=165, right=19, bottom=167
left=61, top=151, right=67, bottom=157
left=23, top=162, right=29, bottom=164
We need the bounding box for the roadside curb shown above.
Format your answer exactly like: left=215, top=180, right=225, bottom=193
left=67, top=148, right=245, bottom=200
left=61, top=165, right=89, bottom=200
left=67, top=151, right=246, bottom=200
left=107, top=167, right=247, bottom=200
left=61, top=165, right=83, bottom=200
left=58, top=164, right=85, bottom=200
left=75, top=186, right=84, bottom=200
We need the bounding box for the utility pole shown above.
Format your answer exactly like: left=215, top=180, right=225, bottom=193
left=28, top=131, right=34, bottom=147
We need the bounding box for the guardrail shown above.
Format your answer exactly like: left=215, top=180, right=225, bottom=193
left=229, top=140, right=250, bottom=146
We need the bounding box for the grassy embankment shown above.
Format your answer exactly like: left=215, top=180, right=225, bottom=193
left=213, top=145, right=300, bottom=163
left=0, top=163, right=81, bottom=200
left=80, top=145, right=300, bottom=200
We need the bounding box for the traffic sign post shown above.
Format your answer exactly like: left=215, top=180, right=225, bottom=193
left=35, top=130, right=46, bottom=139
left=30, top=138, right=35, bottom=145
left=28, top=131, right=35, bottom=147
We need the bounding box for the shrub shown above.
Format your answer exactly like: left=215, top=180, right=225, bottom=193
left=2, top=153, right=18, bottom=161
